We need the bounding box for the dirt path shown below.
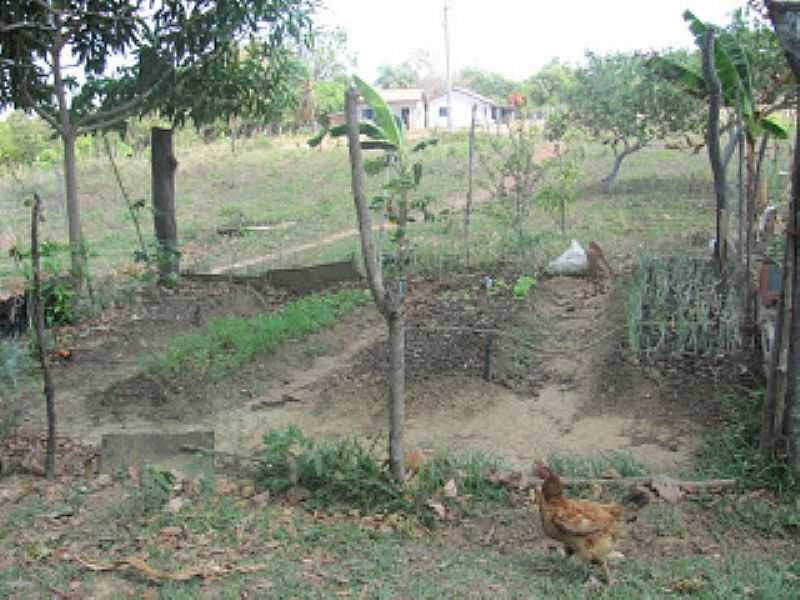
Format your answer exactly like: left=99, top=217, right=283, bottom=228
left=209, top=185, right=498, bottom=275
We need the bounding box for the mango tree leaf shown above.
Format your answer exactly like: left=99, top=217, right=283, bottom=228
left=411, top=138, right=439, bottom=153
left=353, top=75, right=402, bottom=149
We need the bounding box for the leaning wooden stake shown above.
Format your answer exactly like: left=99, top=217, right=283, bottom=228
left=31, top=193, right=56, bottom=479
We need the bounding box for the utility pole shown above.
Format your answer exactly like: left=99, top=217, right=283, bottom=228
left=443, top=0, right=453, bottom=132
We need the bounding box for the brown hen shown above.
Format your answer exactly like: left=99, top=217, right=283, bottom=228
left=534, top=462, right=624, bottom=583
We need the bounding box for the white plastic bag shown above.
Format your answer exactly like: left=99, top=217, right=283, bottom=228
left=546, top=239, right=588, bottom=275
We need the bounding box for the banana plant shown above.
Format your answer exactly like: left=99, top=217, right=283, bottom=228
left=651, top=9, right=790, bottom=349
left=649, top=10, right=788, bottom=141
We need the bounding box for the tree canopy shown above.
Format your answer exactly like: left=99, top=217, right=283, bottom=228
left=0, top=0, right=316, bottom=283
left=455, top=67, right=517, bottom=103
left=567, top=50, right=704, bottom=191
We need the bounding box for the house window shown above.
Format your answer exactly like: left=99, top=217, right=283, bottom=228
left=362, top=108, right=374, bottom=120
left=438, top=106, right=448, bottom=118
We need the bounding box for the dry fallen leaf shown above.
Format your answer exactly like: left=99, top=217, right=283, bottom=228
left=443, top=479, right=458, bottom=498
left=427, top=500, right=446, bottom=520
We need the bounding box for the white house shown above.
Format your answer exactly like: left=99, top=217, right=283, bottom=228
left=366, top=88, right=427, bottom=131
left=329, top=88, right=428, bottom=131
left=428, top=87, right=501, bottom=129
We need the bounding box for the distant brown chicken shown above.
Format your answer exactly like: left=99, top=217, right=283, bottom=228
left=534, top=463, right=624, bottom=583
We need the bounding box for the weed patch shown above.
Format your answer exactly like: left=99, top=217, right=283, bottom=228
left=256, top=426, right=508, bottom=522
left=142, top=288, right=370, bottom=380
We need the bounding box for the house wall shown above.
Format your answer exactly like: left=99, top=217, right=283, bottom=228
left=429, top=91, right=495, bottom=129
left=355, top=99, right=426, bottom=131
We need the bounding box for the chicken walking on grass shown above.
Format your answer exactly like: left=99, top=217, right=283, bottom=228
left=534, top=462, right=625, bottom=584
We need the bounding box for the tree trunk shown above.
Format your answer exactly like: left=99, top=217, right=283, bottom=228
left=737, top=111, right=745, bottom=266
left=151, top=127, right=180, bottom=285
left=464, top=104, right=476, bottom=269
left=703, top=29, right=727, bottom=266
left=387, top=309, right=406, bottom=481
left=762, top=133, right=795, bottom=455
left=31, top=193, right=56, bottom=480
left=63, top=129, right=85, bottom=287
left=600, top=141, right=643, bottom=193
left=765, top=0, right=800, bottom=469
left=344, top=87, right=405, bottom=481
left=744, top=132, right=757, bottom=345
left=785, top=110, right=800, bottom=472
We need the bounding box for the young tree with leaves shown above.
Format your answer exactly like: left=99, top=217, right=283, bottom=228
left=568, top=51, right=703, bottom=193
left=0, top=0, right=314, bottom=287
left=310, top=78, right=437, bottom=481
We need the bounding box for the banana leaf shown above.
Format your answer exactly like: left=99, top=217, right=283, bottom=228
left=307, top=122, right=390, bottom=148
left=353, top=75, right=402, bottom=149
left=361, top=140, right=399, bottom=151
left=683, top=10, right=753, bottom=119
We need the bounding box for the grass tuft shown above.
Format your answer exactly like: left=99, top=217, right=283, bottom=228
left=141, top=288, right=370, bottom=380
left=256, top=426, right=508, bottom=522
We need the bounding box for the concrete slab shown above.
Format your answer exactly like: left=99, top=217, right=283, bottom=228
left=99, top=430, right=215, bottom=475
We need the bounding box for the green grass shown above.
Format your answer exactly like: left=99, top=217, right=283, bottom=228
left=141, top=288, right=371, bottom=380
left=2, top=129, right=725, bottom=292
left=546, top=450, right=649, bottom=478
left=694, top=386, right=800, bottom=536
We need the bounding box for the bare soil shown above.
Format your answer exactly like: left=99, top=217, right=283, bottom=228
left=11, top=264, right=720, bottom=476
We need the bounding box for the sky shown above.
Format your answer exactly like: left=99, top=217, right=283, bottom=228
left=316, top=0, right=749, bottom=83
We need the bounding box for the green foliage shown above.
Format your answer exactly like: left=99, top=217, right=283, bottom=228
left=536, top=133, right=586, bottom=232
left=649, top=10, right=789, bottom=141
left=523, top=59, right=577, bottom=110
left=512, top=275, right=536, bottom=299
left=13, top=241, right=78, bottom=326
left=695, top=387, right=800, bottom=535
left=627, top=253, right=743, bottom=362
left=0, top=111, right=56, bottom=173
left=258, top=426, right=508, bottom=519
left=143, top=288, right=370, bottom=379
left=570, top=50, right=703, bottom=149
left=455, top=67, right=517, bottom=103
left=479, top=119, right=544, bottom=233
left=546, top=450, right=648, bottom=478
left=130, top=465, right=177, bottom=515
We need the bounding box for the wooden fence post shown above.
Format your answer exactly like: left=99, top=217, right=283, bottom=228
left=151, top=127, right=179, bottom=284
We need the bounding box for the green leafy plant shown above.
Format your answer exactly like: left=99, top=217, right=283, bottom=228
left=512, top=275, right=537, bottom=299
left=257, top=426, right=508, bottom=521
left=627, top=252, right=742, bottom=362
